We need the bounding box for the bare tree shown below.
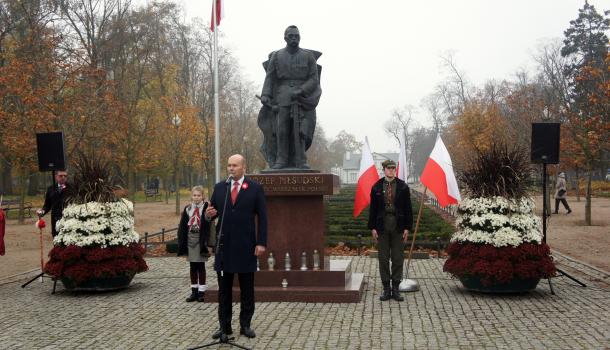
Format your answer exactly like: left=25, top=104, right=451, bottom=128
left=384, top=105, right=417, bottom=176
left=421, top=94, right=445, bottom=134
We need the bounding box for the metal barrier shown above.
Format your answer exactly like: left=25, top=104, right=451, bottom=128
left=140, top=227, right=178, bottom=252
left=410, top=188, right=457, bottom=217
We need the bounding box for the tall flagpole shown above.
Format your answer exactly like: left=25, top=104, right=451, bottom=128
left=213, top=0, right=220, bottom=183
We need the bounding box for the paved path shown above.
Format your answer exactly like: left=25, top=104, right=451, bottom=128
left=1, top=256, right=608, bottom=349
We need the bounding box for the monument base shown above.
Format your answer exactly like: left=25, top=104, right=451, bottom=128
left=259, top=168, right=320, bottom=174
left=206, top=259, right=364, bottom=303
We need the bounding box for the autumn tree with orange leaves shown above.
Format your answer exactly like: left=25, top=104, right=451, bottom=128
left=0, top=4, right=60, bottom=223
left=560, top=3, right=609, bottom=225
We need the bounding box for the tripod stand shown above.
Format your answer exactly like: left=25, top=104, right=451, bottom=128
left=188, top=178, right=251, bottom=350
left=541, top=163, right=586, bottom=295
left=22, top=171, right=58, bottom=293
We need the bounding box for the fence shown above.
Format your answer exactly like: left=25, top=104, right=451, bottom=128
left=138, top=190, right=453, bottom=257
left=410, top=188, right=458, bottom=217
left=139, top=227, right=178, bottom=252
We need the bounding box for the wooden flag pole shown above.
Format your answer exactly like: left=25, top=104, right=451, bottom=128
left=405, top=187, right=427, bottom=278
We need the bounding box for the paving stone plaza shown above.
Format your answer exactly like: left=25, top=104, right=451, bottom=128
left=1, top=255, right=608, bottom=349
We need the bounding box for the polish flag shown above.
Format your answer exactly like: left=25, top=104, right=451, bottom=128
left=210, top=0, right=224, bottom=32
left=353, top=137, right=380, bottom=218
left=420, top=136, right=461, bottom=207
left=397, top=132, right=408, bottom=182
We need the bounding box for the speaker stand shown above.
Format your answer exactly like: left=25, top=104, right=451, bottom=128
left=22, top=170, right=59, bottom=294
left=187, top=334, right=251, bottom=350
left=21, top=273, right=58, bottom=293
left=541, top=163, right=586, bottom=295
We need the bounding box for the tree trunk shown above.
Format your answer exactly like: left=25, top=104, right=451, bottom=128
left=18, top=169, right=29, bottom=224
left=1, top=161, right=13, bottom=195
left=545, top=173, right=552, bottom=216
left=575, top=168, right=581, bottom=202
left=206, top=164, right=214, bottom=201
left=175, top=162, right=180, bottom=216
left=585, top=170, right=592, bottom=226
left=131, top=169, right=137, bottom=207
left=27, top=173, right=39, bottom=196
left=161, top=174, right=167, bottom=204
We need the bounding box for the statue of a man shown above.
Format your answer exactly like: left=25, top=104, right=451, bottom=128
left=259, top=25, right=322, bottom=170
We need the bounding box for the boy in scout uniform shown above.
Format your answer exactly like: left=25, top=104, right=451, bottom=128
left=368, top=160, right=413, bottom=301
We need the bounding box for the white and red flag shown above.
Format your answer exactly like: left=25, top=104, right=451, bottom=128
left=353, top=137, right=380, bottom=218
left=210, top=0, right=224, bottom=32
left=420, top=135, right=461, bottom=207
left=397, top=132, right=408, bottom=182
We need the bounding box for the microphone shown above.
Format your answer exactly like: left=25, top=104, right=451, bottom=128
left=225, top=175, right=233, bottom=184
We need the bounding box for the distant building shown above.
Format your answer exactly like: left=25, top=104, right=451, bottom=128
left=331, top=151, right=399, bottom=185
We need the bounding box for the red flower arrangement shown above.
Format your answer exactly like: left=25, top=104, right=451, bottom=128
left=44, top=244, right=148, bottom=283
left=443, top=242, right=556, bottom=286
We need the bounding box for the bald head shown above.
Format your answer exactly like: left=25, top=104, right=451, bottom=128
left=227, top=154, right=246, bottom=179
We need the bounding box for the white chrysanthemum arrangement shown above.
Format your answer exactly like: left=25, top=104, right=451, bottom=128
left=451, top=196, right=542, bottom=247
left=54, top=199, right=140, bottom=247
left=44, top=155, right=147, bottom=286
left=443, top=144, right=555, bottom=287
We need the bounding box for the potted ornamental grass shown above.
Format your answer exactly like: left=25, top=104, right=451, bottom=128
left=443, top=143, right=556, bottom=293
left=44, top=155, right=147, bottom=291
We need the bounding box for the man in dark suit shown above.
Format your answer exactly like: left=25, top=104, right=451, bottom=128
left=37, top=170, right=70, bottom=237
left=368, top=160, right=413, bottom=302
left=205, top=154, right=267, bottom=339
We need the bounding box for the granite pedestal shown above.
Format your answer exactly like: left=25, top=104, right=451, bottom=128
left=206, top=173, right=364, bottom=303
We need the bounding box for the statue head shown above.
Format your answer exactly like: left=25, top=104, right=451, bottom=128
left=284, top=25, right=300, bottom=49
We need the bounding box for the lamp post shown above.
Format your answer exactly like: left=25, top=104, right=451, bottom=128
left=172, top=114, right=181, bottom=215
left=243, top=135, right=249, bottom=164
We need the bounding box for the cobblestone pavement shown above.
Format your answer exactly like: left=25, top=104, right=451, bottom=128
left=1, top=256, right=608, bottom=350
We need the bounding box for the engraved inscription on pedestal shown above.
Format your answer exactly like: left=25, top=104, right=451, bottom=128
left=248, top=173, right=339, bottom=196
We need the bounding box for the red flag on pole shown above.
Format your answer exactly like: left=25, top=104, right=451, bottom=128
left=353, top=138, right=380, bottom=218
left=210, top=0, right=224, bottom=32
left=420, top=136, right=461, bottom=207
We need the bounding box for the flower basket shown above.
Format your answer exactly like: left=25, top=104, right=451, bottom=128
left=43, top=155, right=148, bottom=292
left=443, top=143, right=556, bottom=293
left=458, top=276, right=540, bottom=293
left=443, top=197, right=556, bottom=293
left=44, top=200, right=148, bottom=291
left=60, top=272, right=135, bottom=292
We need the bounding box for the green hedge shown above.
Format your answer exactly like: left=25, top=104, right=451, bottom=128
left=324, top=189, right=454, bottom=246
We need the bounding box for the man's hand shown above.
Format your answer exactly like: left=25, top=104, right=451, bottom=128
left=402, top=230, right=410, bottom=243
left=371, top=229, right=378, bottom=242
left=36, top=209, right=44, bottom=217
left=260, top=95, right=270, bottom=105
left=291, top=88, right=303, bottom=99
left=254, top=245, right=266, bottom=257
left=205, top=205, right=217, bottom=221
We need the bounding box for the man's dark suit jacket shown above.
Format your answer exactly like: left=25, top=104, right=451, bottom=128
left=42, top=183, right=69, bottom=236
left=210, top=177, right=268, bottom=273
left=367, top=178, right=413, bottom=234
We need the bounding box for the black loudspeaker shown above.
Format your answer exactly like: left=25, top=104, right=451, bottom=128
left=36, top=132, right=66, bottom=172
left=531, top=123, right=560, bottom=164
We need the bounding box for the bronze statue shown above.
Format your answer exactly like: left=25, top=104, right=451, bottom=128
left=258, top=25, right=322, bottom=170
